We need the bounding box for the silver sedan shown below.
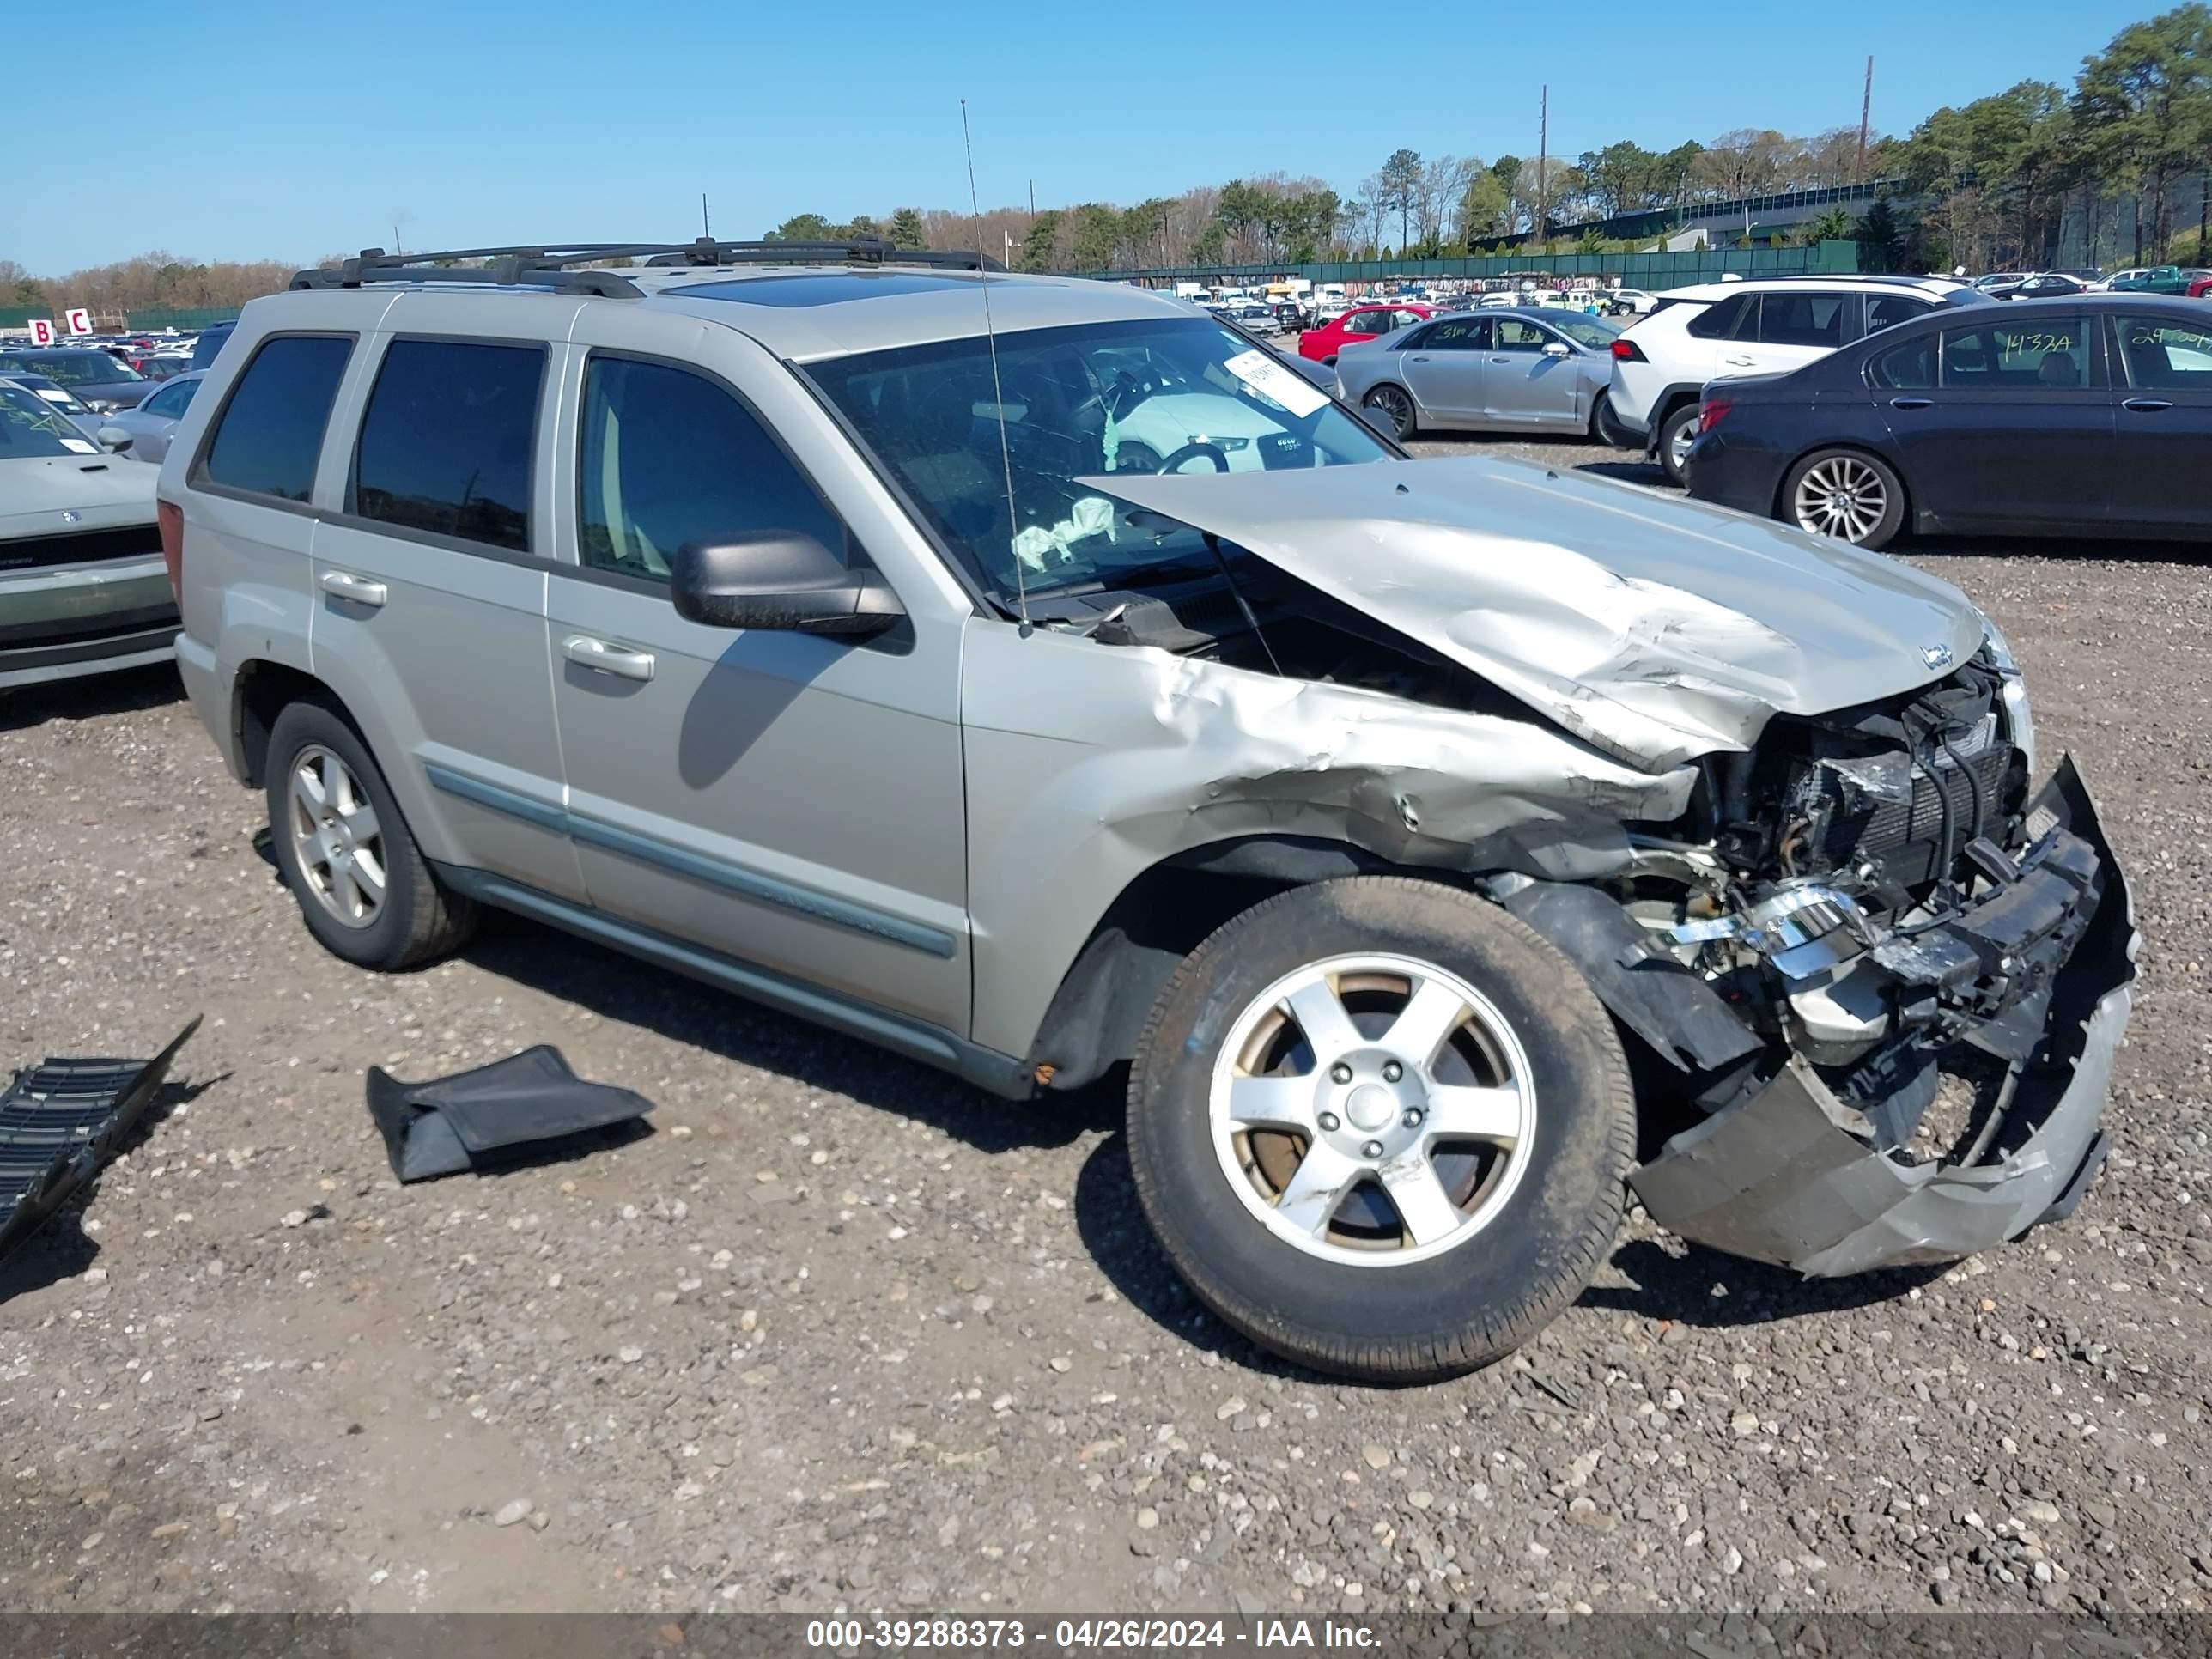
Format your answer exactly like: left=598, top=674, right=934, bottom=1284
left=1333, top=307, right=1625, bottom=441
left=92, top=370, right=205, bottom=463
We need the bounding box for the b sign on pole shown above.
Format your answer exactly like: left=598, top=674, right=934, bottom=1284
left=27, top=318, right=55, bottom=347
left=64, top=307, right=92, bottom=336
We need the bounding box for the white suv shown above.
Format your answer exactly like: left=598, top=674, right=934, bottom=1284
left=1607, top=275, right=1981, bottom=482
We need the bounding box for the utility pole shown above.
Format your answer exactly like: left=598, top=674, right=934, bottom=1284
left=392, top=224, right=400, bottom=255
left=1536, top=85, right=1548, bottom=251
left=702, top=192, right=712, bottom=240
left=1028, top=179, right=1036, bottom=228
left=1856, top=57, right=1874, bottom=182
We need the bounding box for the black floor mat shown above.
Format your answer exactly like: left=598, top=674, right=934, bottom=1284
left=366, top=1045, right=656, bottom=1182
left=0, top=1017, right=202, bottom=1267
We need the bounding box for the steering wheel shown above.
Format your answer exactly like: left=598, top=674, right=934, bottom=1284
left=1154, top=441, right=1231, bottom=474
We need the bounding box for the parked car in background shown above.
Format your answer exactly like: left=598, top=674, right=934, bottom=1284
left=1334, top=308, right=1626, bottom=441
left=1972, top=273, right=2030, bottom=297
left=1607, top=275, right=1983, bottom=482
left=187, top=319, right=237, bottom=371
left=1603, top=287, right=1657, bottom=316
left=0, top=371, right=110, bottom=442
left=0, top=378, right=177, bottom=687
left=92, top=370, right=204, bottom=463
left=0, top=347, right=159, bottom=413
left=137, top=354, right=196, bottom=381
left=1297, top=301, right=1436, bottom=364
left=2105, top=265, right=2190, bottom=295
left=1686, top=295, right=2212, bottom=550
left=2008, top=273, right=2089, bottom=299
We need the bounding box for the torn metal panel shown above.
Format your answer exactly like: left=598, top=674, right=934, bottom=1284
left=1631, top=757, right=2135, bottom=1275
left=1080, top=457, right=1984, bottom=770
left=958, top=617, right=1697, bottom=1061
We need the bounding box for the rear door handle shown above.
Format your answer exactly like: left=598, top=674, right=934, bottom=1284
left=562, top=634, right=655, bottom=682
left=2122, top=397, right=2174, bottom=411
left=1722, top=356, right=1758, bottom=368
left=1888, top=396, right=1935, bottom=410
left=319, top=569, right=386, bottom=607
left=1408, top=355, right=1431, bottom=362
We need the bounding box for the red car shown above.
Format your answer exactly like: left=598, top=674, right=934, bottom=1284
left=2189, top=273, right=2212, bottom=298
left=1297, top=301, right=1438, bottom=364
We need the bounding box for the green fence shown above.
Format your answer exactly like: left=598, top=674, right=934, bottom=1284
left=1069, top=240, right=1863, bottom=287
left=0, top=304, right=241, bottom=331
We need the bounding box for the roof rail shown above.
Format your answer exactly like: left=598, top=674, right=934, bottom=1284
left=289, top=238, right=1002, bottom=296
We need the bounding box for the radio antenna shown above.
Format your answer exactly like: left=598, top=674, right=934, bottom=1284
left=963, top=99, right=1030, bottom=632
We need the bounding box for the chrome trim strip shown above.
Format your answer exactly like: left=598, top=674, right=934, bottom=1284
left=423, top=762, right=957, bottom=958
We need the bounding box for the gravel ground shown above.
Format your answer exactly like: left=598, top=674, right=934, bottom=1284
left=2, top=434, right=2209, bottom=1620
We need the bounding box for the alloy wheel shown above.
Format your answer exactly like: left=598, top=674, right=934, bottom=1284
left=1208, top=953, right=1537, bottom=1267
left=287, top=744, right=386, bottom=928
left=1364, top=385, right=1414, bottom=438
left=1791, top=454, right=1889, bottom=543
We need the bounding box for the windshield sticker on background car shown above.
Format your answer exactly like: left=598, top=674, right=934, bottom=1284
left=58, top=436, right=97, bottom=453
left=1221, top=348, right=1328, bottom=418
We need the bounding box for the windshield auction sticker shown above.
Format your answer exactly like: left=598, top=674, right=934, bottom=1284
left=1223, top=348, right=1329, bottom=417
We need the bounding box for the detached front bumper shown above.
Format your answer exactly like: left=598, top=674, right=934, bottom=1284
left=1631, top=755, right=2136, bottom=1276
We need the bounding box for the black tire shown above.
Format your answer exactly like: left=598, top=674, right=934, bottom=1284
left=1655, top=401, right=1699, bottom=485
left=1588, top=389, right=1625, bottom=446
left=1126, top=877, right=1634, bottom=1383
left=264, top=698, right=477, bottom=971
left=1361, top=383, right=1417, bottom=441
left=1779, top=446, right=1907, bottom=550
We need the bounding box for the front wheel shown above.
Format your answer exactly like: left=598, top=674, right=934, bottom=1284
left=1126, top=877, right=1634, bottom=1383
left=1782, top=447, right=1906, bottom=550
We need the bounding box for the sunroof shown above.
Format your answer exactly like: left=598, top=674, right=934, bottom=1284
left=672, top=271, right=990, bottom=307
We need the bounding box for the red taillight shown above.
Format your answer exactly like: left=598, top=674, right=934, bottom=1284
left=1611, top=338, right=1645, bottom=362
left=158, top=499, right=183, bottom=599
left=1698, top=398, right=1732, bottom=434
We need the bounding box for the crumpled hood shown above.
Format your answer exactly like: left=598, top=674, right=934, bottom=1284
left=1082, top=455, right=1985, bottom=770
left=0, top=454, right=158, bottom=537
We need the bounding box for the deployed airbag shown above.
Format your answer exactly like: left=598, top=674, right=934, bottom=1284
left=366, top=1046, right=656, bottom=1182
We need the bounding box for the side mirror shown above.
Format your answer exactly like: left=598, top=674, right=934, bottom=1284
left=1542, top=341, right=1572, bottom=358
left=96, top=425, right=133, bottom=452
left=670, top=531, right=904, bottom=638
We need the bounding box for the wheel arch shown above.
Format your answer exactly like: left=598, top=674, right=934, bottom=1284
left=234, top=659, right=346, bottom=788
left=1024, top=836, right=1455, bottom=1093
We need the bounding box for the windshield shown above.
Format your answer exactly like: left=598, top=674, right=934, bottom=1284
left=1544, top=313, right=1624, bottom=349
left=3, top=350, right=141, bottom=386
left=0, top=380, right=89, bottom=458
left=806, top=316, right=1391, bottom=599
left=5, top=374, right=88, bottom=412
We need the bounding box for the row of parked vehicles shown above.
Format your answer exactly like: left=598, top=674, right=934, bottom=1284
left=0, top=237, right=2132, bottom=1386
left=1316, top=269, right=2212, bottom=549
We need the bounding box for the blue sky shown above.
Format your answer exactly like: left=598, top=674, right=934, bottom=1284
left=15, top=0, right=2164, bottom=272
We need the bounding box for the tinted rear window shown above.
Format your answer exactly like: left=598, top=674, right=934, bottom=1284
left=1756, top=292, right=1847, bottom=348
left=350, top=339, right=544, bottom=552
left=198, top=334, right=354, bottom=502
left=1685, top=295, right=1749, bottom=339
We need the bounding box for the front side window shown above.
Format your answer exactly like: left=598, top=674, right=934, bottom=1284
left=1757, top=293, right=1847, bottom=348
left=1492, top=319, right=1552, bottom=353
left=198, top=333, right=354, bottom=502
left=2118, top=316, right=2212, bottom=386
left=578, top=356, right=845, bottom=583
left=0, top=380, right=86, bottom=457
left=1414, top=318, right=1488, bottom=351
left=143, top=378, right=198, bottom=418
left=1342, top=309, right=1389, bottom=335
left=1940, top=317, right=2092, bottom=389
left=806, top=315, right=1390, bottom=602
left=351, top=339, right=544, bottom=552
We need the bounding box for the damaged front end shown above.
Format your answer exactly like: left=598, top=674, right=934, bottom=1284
left=1497, top=659, right=2136, bottom=1276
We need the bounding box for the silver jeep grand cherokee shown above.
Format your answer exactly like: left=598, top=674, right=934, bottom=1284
left=161, top=240, right=2136, bottom=1382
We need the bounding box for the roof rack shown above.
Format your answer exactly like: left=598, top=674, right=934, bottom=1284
left=290, top=238, right=1002, bottom=297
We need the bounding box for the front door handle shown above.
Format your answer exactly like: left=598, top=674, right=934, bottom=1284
left=1888, top=396, right=1935, bottom=410
left=319, top=569, right=386, bottom=607
left=1722, top=356, right=1758, bottom=368
left=1408, top=355, right=1431, bottom=363
left=562, top=635, right=655, bottom=682
left=2122, top=397, right=2174, bottom=411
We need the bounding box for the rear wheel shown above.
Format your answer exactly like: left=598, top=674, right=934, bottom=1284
left=264, top=700, right=477, bottom=971
left=1361, top=383, right=1417, bottom=441
left=1126, top=878, right=1634, bottom=1382
left=1656, top=402, right=1699, bottom=484
left=1782, top=447, right=1906, bottom=550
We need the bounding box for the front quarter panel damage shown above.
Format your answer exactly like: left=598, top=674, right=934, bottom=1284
left=958, top=617, right=1696, bottom=1061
